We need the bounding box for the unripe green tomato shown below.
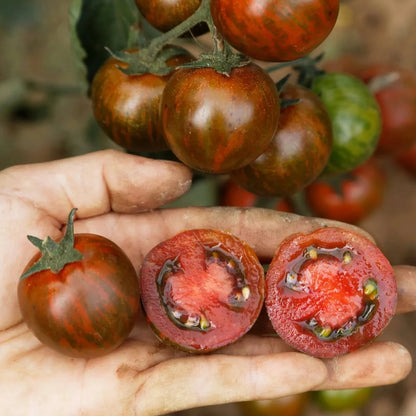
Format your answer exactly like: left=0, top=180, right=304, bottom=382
left=312, top=73, right=381, bottom=176
left=313, top=387, right=373, bottom=412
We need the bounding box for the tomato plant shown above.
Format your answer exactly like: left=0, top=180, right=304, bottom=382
left=231, top=83, right=333, bottom=197
left=237, top=392, right=310, bottom=416
left=140, top=229, right=264, bottom=352
left=210, top=0, right=339, bottom=62
left=313, top=387, right=373, bottom=412
left=304, top=158, right=386, bottom=224
left=265, top=227, right=397, bottom=358
left=18, top=209, right=140, bottom=358
left=311, top=73, right=382, bottom=175
left=161, top=63, right=280, bottom=173
left=90, top=47, right=193, bottom=154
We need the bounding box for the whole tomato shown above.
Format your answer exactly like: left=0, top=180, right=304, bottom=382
left=134, top=0, right=207, bottom=36
left=161, top=63, right=280, bottom=173
left=324, top=58, right=416, bottom=155
left=304, top=158, right=386, bottom=224
left=140, top=229, right=265, bottom=352
left=210, top=0, right=339, bottom=62
left=230, top=83, right=333, bottom=197
left=90, top=47, right=193, bottom=154
left=312, top=73, right=382, bottom=175
left=360, top=65, right=416, bottom=154
left=265, top=227, right=397, bottom=358
left=18, top=209, right=140, bottom=358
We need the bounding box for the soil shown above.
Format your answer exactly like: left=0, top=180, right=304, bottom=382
left=1, top=0, right=415, bottom=415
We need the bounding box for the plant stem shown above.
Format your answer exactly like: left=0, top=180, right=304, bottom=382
left=147, top=0, right=212, bottom=58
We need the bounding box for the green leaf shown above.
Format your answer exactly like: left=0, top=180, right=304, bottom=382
left=69, top=0, right=138, bottom=88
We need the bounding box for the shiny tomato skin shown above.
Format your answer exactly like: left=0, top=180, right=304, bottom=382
left=305, top=159, right=386, bottom=224
left=90, top=48, right=193, bottom=154
left=231, top=83, right=332, bottom=197
left=18, top=234, right=140, bottom=358
left=161, top=64, right=280, bottom=173
left=312, top=73, right=381, bottom=175
left=210, top=0, right=339, bottom=62
left=360, top=65, right=416, bottom=155
left=140, top=229, right=265, bottom=352
left=265, top=227, right=397, bottom=358
left=134, top=0, right=202, bottom=32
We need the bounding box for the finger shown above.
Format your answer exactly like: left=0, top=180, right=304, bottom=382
left=74, top=206, right=375, bottom=268
left=131, top=352, right=327, bottom=415
left=394, top=265, right=416, bottom=314
left=0, top=149, right=192, bottom=222
left=317, top=341, right=412, bottom=391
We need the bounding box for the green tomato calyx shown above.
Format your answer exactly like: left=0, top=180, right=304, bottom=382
left=20, top=208, right=83, bottom=280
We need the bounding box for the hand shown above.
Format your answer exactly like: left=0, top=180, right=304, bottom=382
left=0, top=149, right=413, bottom=416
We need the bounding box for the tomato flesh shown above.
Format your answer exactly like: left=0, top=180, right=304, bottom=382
left=265, top=228, right=397, bottom=358
left=140, top=229, right=264, bottom=352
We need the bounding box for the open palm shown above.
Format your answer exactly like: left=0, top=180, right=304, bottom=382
left=0, top=150, right=413, bottom=416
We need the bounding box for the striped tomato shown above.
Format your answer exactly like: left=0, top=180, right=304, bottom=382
left=18, top=210, right=140, bottom=358
left=90, top=47, right=193, bottom=154
left=161, top=63, right=280, bottom=173
left=312, top=73, right=382, bottom=175
left=231, top=83, right=333, bottom=197
left=210, top=0, right=339, bottom=62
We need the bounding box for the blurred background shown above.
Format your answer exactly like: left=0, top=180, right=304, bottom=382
left=1, top=0, right=416, bottom=415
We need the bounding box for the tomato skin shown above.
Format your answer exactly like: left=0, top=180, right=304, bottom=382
left=360, top=65, right=416, bottom=154
left=265, top=227, right=397, bottom=358
left=140, top=229, right=264, bottom=352
left=18, top=234, right=140, bottom=358
left=134, top=0, right=201, bottom=32
left=90, top=48, right=193, bottom=154
left=314, top=387, right=373, bottom=412
left=210, top=0, right=339, bottom=62
left=231, top=83, right=332, bottom=197
left=161, top=64, right=280, bottom=173
left=312, top=73, right=381, bottom=175
left=305, top=159, right=386, bottom=224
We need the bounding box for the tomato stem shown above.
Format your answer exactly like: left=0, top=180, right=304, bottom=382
left=20, top=208, right=84, bottom=280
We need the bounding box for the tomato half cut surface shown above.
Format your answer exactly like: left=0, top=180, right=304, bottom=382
left=265, top=227, right=397, bottom=358
left=140, top=229, right=265, bottom=352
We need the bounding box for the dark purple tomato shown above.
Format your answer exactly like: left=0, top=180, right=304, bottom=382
left=90, top=48, right=193, bottom=153
left=18, top=234, right=140, bottom=358
left=161, top=63, right=280, bottom=173
left=265, top=227, right=397, bottom=358
left=140, top=229, right=265, bottom=352
left=231, top=83, right=332, bottom=197
left=210, top=0, right=339, bottom=62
